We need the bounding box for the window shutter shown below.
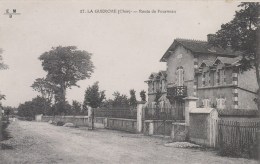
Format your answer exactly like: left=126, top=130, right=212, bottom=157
left=217, top=99, right=220, bottom=108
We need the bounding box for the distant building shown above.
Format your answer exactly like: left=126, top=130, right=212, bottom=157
left=146, top=34, right=258, bottom=119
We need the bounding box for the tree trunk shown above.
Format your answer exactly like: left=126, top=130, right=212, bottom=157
left=60, top=83, right=67, bottom=114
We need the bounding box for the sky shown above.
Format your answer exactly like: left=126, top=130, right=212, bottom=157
left=0, top=0, right=241, bottom=107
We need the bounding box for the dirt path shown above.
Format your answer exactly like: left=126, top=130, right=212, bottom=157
left=0, top=120, right=258, bottom=164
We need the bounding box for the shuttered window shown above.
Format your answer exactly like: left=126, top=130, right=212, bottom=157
left=203, top=99, right=210, bottom=108
left=176, top=68, right=184, bottom=86
left=217, top=98, right=226, bottom=109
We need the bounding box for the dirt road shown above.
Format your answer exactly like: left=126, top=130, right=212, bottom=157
left=0, top=120, right=258, bottom=164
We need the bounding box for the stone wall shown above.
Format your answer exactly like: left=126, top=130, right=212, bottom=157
left=189, top=108, right=218, bottom=147
left=107, top=118, right=137, bottom=133
left=42, top=116, right=89, bottom=127
left=238, top=88, right=257, bottom=110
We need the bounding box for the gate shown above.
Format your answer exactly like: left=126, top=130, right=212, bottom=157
left=143, top=106, right=177, bottom=136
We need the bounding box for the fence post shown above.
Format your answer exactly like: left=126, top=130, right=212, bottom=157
left=87, top=106, right=94, bottom=129
left=183, top=96, right=198, bottom=126
left=137, top=101, right=146, bottom=133
left=149, top=121, right=154, bottom=135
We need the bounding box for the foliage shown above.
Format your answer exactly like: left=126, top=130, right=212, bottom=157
left=31, top=78, right=58, bottom=103
left=39, top=46, right=94, bottom=88
left=3, top=106, right=16, bottom=116
left=0, top=92, right=5, bottom=101
left=83, top=82, right=105, bottom=108
left=100, top=99, right=113, bottom=108
left=17, top=96, right=51, bottom=118
left=140, top=90, right=146, bottom=102
left=0, top=49, right=8, bottom=70
left=71, top=100, right=82, bottom=115
left=52, top=101, right=72, bottom=116
left=0, top=49, right=8, bottom=109
left=212, top=2, right=260, bottom=110
left=129, top=89, right=137, bottom=109
left=111, top=91, right=129, bottom=108
left=38, top=46, right=94, bottom=113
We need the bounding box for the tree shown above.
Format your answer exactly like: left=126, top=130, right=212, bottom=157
left=3, top=106, right=16, bottom=116
left=31, top=78, right=57, bottom=103
left=140, top=90, right=146, bottom=102
left=0, top=49, right=8, bottom=110
left=129, top=89, right=137, bottom=109
left=0, top=49, right=8, bottom=70
left=71, top=100, right=82, bottom=115
left=83, top=82, right=105, bottom=108
left=0, top=92, right=5, bottom=101
left=17, top=96, right=51, bottom=118
left=212, top=2, right=260, bottom=110
left=39, top=46, right=94, bottom=112
left=111, top=91, right=129, bottom=108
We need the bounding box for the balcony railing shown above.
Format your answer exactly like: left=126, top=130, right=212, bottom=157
left=167, top=86, right=187, bottom=98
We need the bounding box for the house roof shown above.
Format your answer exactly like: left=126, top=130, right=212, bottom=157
left=214, top=56, right=242, bottom=66
left=145, top=70, right=167, bottom=82
left=200, top=60, right=215, bottom=68
left=160, top=38, right=238, bottom=62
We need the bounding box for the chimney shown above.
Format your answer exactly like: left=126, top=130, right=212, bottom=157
left=207, top=34, right=216, bottom=44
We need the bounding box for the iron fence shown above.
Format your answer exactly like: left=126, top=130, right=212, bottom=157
left=93, top=108, right=137, bottom=119
left=144, top=107, right=184, bottom=121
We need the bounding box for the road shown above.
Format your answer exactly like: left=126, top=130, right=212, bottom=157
left=0, top=120, right=258, bottom=164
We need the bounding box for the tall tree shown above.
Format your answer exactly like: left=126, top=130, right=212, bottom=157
left=83, top=82, right=105, bottom=108
left=140, top=90, right=146, bottom=102
left=39, top=46, right=94, bottom=112
left=212, top=2, right=260, bottom=110
left=129, top=89, right=137, bottom=109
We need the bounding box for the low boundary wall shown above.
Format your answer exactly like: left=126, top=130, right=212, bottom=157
left=42, top=116, right=89, bottom=127
left=41, top=116, right=138, bottom=133
left=106, top=118, right=137, bottom=133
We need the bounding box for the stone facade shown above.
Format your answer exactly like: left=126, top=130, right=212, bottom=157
left=146, top=35, right=258, bottom=118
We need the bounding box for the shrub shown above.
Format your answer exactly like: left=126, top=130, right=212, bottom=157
left=56, top=121, right=65, bottom=126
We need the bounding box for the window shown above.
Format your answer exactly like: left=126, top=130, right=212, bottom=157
left=160, top=101, right=165, bottom=112
left=216, top=69, right=226, bottom=85
left=176, top=67, right=184, bottom=86
left=217, top=98, right=226, bottom=109
left=202, top=72, right=206, bottom=86
left=207, top=72, right=211, bottom=86
left=202, top=99, right=210, bottom=108
left=221, top=69, right=226, bottom=85
left=152, top=102, right=156, bottom=109
left=217, top=71, right=220, bottom=85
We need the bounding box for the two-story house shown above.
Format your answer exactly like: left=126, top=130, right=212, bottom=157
left=146, top=34, right=258, bottom=120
